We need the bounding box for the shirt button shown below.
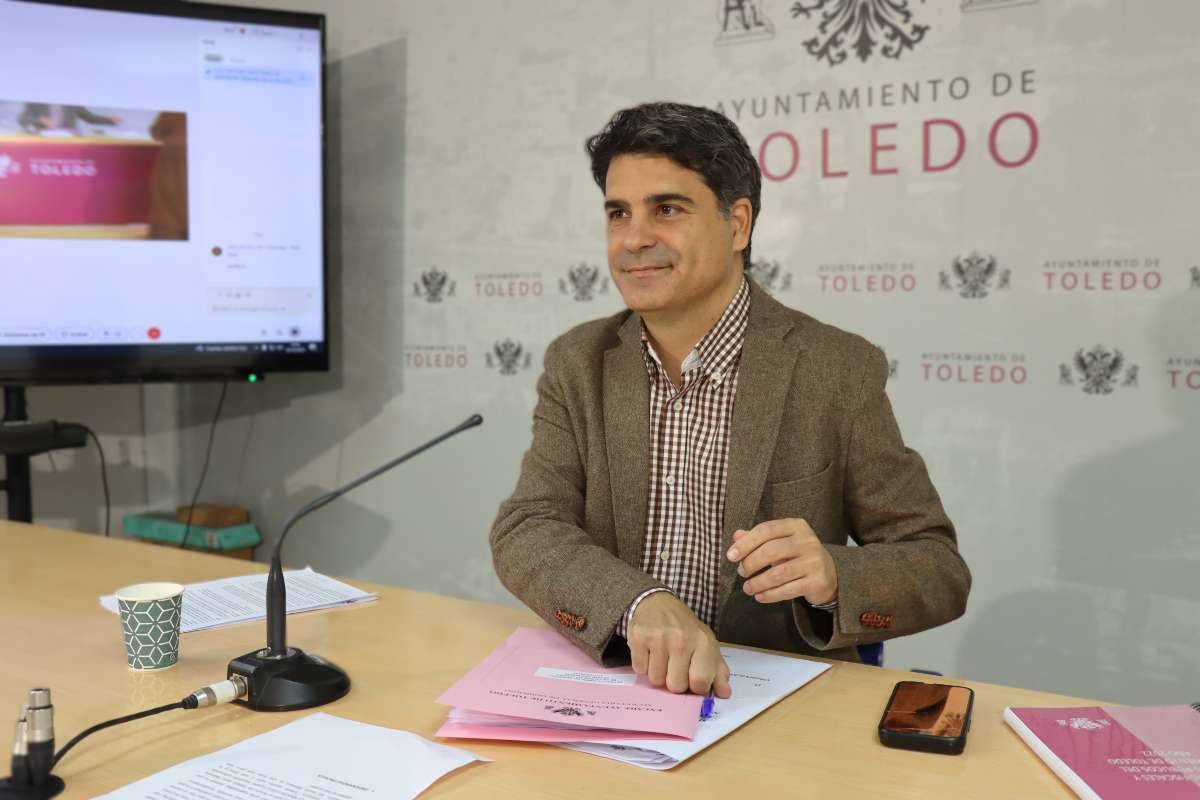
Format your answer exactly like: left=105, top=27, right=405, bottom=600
left=672, top=400, right=683, bottom=412
left=659, top=548, right=670, bottom=562
left=712, top=369, right=724, bottom=384
left=663, top=474, right=675, bottom=486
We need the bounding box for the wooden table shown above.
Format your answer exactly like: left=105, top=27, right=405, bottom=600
left=0, top=521, right=1089, bottom=798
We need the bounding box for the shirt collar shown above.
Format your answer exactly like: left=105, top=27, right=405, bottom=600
left=640, top=277, right=750, bottom=382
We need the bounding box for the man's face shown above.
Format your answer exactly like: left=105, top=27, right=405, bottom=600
left=604, top=153, right=749, bottom=319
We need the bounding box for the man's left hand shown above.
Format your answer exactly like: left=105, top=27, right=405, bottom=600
left=726, top=519, right=838, bottom=605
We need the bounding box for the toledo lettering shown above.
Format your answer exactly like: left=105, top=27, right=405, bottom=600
left=739, top=72, right=1040, bottom=182
left=1167, top=358, right=1200, bottom=390
left=920, top=353, right=1028, bottom=385
left=404, top=346, right=469, bottom=369
left=1042, top=258, right=1163, bottom=292
left=474, top=272, right=544, bottom=298
left=818, top=263, right=916, bottom=294
left=29, top=158, right=99, bottom=177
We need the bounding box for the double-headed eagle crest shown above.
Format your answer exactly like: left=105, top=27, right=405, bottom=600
left=940, top=252, right=1010, bottom=298
left=486, top=339, right=532, bottom=376
left=1061, top=345, right=1138, bottom=395
left=559, top=263, right=608, bottom=302
left=747, top=259, right=793, bottom=295
left=414, top=267, right=455, bottom=303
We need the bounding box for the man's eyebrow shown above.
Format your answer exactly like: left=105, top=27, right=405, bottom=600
left=646, top=192, right=696, bottom=207
left=604, top=193, right=696, bottom=209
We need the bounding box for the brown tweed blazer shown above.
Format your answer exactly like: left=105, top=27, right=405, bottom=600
left=490, top=280, right=970, bottom=665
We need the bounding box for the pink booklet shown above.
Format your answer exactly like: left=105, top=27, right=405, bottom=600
left=436, top=627, right=703, bottom=740
left=1005, top=705, right=1200, bottom=799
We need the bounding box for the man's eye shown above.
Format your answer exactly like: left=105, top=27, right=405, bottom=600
left=658, top=205, right=678, bottom=216
left=607, top=209, right=628, bottom=220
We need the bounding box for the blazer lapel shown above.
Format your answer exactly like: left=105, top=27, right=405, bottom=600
left=718, top=286, right=803, bottom=614
left=604, top=313, right=650, bottom=568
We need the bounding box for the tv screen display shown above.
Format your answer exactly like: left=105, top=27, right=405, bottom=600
left=0, top=0, right=327, bottom=383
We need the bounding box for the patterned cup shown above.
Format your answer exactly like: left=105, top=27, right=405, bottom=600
left=115, top=582, right=183, bottom=670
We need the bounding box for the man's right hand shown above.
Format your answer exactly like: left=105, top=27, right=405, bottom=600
left=627, top=592, right=732, bottom=698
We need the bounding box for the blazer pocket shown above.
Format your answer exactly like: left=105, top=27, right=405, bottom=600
left=762, top=461, right=833, bottom=522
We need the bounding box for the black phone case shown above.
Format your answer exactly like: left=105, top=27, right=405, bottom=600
left=877, top=681, right=974, bottom=755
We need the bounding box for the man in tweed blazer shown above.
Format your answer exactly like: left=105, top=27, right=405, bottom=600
left=491, top=103, right=970, bottom=698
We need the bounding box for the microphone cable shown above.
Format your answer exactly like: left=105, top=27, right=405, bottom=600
left=47, top=676, right=247, bottom=771
left=49, top=700, right=187, bottom=771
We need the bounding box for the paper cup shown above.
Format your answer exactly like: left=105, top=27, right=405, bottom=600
left=115, top=582, right=183, bottom=670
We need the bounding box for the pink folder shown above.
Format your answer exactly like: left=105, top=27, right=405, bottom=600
left=435, top=627, right=703, bottom=740
left=436, top=721, right=685, bottom=743
left=1006, top=705, right=1200, bottom=799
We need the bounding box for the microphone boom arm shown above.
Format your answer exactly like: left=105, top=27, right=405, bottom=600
left=229, top=413, right=483, bottom=712
left=265, top=413, right=483, bottom=658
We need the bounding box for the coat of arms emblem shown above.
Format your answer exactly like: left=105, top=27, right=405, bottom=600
left=746, top=259, right=793, bottom=295
left=559, top=263, right=609, bottom=302
left=790, top=0, right=929, bottom=67
left=1055, top=717, right=1110, bottom=731
left=486, top=339, right=533, bottom=376
left=879, top=347, right=899, bottom=381
left=0, top=153, right=19, bottom=179
left=414, top=267, right=455, bottom=303
left=1060, top=345, right=1139, bottom=395
left=940, top=252, right=1010, bottom=298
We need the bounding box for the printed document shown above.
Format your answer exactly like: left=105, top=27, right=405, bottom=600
left=99, top=567, right=377, bottom=633
left=558, top=646, right=831, bottom=769
left=436, top=627, right=831, bottom=767
left=95, top=712, right=487, bottom=799
left=437, top=627, right=705, bottom=739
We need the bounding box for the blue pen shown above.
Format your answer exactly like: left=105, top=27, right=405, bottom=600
left=700, top=691, right=715, bottom=720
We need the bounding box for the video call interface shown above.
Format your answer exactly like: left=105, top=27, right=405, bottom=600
left=0, top=0, right=325, bottom=356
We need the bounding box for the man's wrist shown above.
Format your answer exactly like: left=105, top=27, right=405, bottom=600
left=617, top=587, right=673, bottom=638
left=810, top=597, right=839, bottom=612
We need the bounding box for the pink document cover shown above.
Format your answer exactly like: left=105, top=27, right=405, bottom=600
left=436, top=722, right=683, bottom=743
left=435, top=627, right=702, bottom=739
left=1007, top=705, right=1200, bottom=799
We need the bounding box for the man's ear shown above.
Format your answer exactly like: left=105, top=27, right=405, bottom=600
left=730, top=197, right=753, bottom=255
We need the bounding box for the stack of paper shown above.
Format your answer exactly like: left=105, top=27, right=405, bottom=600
left=437, top=627, right=703, bottom=740
left=96, top=713, right=486, bottom=799
left=99, top=567, right=377, bottom=633
left=436, top=627, right=831, bottom=770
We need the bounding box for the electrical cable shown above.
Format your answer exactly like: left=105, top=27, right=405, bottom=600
left=19, top=402, right=109, bottom=537
left=79, top=425, right=110, bottom=537
left=47, top=677, right=246, bottom=772
left=179, top=382, right=229, bottom=548
left=49, top=699, right=191, bottom=771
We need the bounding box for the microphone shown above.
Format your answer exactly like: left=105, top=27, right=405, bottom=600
left=22, top=692, right=51, bottom=789
left=227, top=414, right=483, bottom=712
left=0, top=690, right=64, bottom=800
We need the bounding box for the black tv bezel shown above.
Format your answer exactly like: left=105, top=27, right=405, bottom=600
left=1, top=0, right=330, bottom=385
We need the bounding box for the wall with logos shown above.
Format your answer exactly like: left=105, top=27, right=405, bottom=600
left=144, top=0, right=1199, bottom=705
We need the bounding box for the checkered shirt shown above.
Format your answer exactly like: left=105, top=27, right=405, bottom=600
left=628, top=279, right=749, bottom=630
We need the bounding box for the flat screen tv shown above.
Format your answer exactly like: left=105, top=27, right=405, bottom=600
left=0, top=0, right=327, bottom=383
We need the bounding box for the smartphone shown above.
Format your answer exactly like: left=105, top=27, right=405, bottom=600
left=877, top=680, right=974, bottom=755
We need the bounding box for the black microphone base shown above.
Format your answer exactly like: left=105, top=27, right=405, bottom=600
left=0, top=776, right=64, bottom=799
left=228, top=647, right=350, bottom=712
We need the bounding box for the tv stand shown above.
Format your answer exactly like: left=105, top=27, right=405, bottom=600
left=1, top=386, right=87, bottom=523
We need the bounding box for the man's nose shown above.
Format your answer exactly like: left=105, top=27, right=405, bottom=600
left=622, top=214, right=657, bottom=252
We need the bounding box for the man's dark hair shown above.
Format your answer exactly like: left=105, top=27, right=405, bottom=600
left=585, top=102, right=761, bottom=268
